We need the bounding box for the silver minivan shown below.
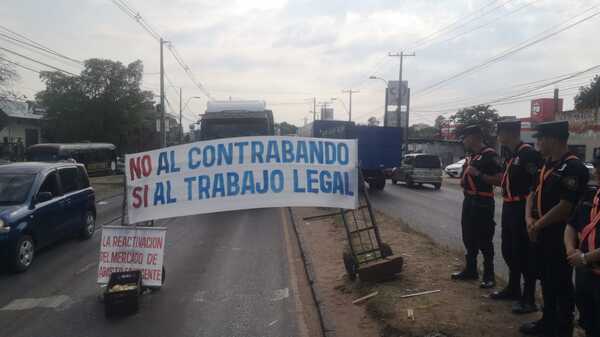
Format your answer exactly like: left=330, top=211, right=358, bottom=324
left=391, top=154, right=443, bottom=190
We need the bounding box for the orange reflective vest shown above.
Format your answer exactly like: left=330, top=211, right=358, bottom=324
left=535, top=155, right=580, bottom=218
left=502, top=143, right=533, bottom=202
left=581, top=189, right=600, bottom=276
left=461, top=147, right=496, bottom=198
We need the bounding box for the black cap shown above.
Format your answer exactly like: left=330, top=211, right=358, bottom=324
left=459, top=125, right=483, bottom=139
left=497, top=120, right=521, bottom=133
left=532, top=121, right=569, bottom=140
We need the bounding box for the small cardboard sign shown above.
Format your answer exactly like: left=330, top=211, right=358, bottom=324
left=97, top=226, right=166, bottom=287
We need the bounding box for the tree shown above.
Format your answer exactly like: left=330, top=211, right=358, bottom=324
left=408, top=123, right=438, bottom=139
left=450, top=104, right=500, bottom=144
left=575, top=75, right=600, bottom=110
left=275, top=121, right=298, bottom=135
left=0, top=54, right=18, bottom=101
left=36, top=59, right=155, bottom=152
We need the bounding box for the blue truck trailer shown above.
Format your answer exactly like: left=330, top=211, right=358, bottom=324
left=298, top=120, right=402, bottom=190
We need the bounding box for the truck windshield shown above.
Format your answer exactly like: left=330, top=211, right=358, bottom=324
left=414, top=155, right=441, bottom=169
left=0, top=174, right=36, bottom=205
left=201, top=119, right=270, bottom=140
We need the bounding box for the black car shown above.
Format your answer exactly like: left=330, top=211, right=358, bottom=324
left=0, top=162, right=96, bottom=272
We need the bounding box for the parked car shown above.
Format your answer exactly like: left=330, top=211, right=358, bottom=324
left=391, top=154, right=443, bottom=190
left=444, top=158, right=465, bottom=178
left=0, top=162, right=96, bottom=272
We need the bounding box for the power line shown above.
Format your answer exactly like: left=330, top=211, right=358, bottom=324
left=412, top=70, right=597, bottom=112
left=0, top=28, right=83, bottom=66
left=413, top=5, right=600, bottom=97
left=0, top=46, right=78, bottom=76
left=413, top=0, right=516, bottom=50
left=0, top=55, right=41, bottom=74
left=428, top=0, right=543, bottom=48
left=110, top=0, right=214, bottom=100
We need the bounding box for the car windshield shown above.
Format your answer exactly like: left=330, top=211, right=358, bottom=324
left=0, top=174, right=36, bottom=205
left=414, top=155, right=441, bottom=169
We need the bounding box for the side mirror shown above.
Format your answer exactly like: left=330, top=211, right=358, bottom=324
left=35, top=192, right=53, bottom=204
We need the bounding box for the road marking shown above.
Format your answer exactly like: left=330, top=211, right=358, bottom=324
left=271, top=288, right=289, bottom=302
left=268, top=319, right=279, bottom=327
left=75, top=262, right=97, bottom=275
left=97, top=201, right=109, bottom=206
left=1, top=295, right=71, bottom=311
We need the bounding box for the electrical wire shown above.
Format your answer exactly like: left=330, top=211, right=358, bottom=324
left=413, top=4, right=600, bottom=97
left=110, top=0, right=214, bottom=100
left=0, top=25, right=83, bottom=65
left=0, top=55, right=42, bottom=74
left=0, top=46, right=77, bottom=76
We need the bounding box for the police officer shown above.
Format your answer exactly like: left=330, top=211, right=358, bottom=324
left=490, top=120, right=542, bottom=315
left=520, top=121, right=589, bottom=337
left=451, top=125, right=503, bottom=289
left=564, top=158, right=600, bottom=337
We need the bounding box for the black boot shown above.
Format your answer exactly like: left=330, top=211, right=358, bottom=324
left=512, top=301, right=538, bottom=314
left=520, top=319, right=547, bottom=335
left=490, top=286, right=520, bottom=300
left=451, top=255, right=478, bottom=280
left=480, top=258, right=495, bottom=289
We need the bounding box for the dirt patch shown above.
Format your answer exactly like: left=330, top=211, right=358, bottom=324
left=291, top=207, right=585, bottom=337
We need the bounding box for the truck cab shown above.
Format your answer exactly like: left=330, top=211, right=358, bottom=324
left=199, top=100, right=275, bottom=140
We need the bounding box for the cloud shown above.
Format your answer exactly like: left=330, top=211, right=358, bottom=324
left=1, top=0, right=599, bottom=128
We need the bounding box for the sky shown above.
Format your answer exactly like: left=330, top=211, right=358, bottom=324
left=1, top=0, right=600, bottom=131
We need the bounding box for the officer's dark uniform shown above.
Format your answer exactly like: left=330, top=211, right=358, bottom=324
left=452, top=125, right=502, bottom=288
left=521, top=121, right=589, bottom=337
left=491, top=120, right=543, bottom=313
left=567, top=183, right=600, bottom=337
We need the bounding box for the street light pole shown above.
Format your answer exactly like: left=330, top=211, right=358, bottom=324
left=369, top=76, right=388, bottom=126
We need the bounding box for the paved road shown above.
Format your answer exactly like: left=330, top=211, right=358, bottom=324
left=0, top=195, right=299, bottom=337
left=369, top=180, right=509, bottom=280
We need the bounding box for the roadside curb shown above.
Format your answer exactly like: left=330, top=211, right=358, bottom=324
left=286, top=208, right=336, bottom=337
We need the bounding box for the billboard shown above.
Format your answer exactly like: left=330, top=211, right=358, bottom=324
left=386, top=81, right=409, bottom=107
left=321, top=107, right=334, bottom=120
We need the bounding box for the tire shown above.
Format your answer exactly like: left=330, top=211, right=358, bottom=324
left=406, top=179, right=414, bottom=188
left=13, top=235, right=35, bottom=272
left=391, top=179, right=398, bottom=185
left=434, top=183, right=441, bottom=190
left=343, top=251, right=359, bottom=281
left=380, top=243, right=393, bottom=258
left=80, top=210, right=96, bottom=240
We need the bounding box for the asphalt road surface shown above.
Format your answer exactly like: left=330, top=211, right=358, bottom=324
left=0, top=195, right=300, bottom=337
left=369, top=180, right=509, bottom=280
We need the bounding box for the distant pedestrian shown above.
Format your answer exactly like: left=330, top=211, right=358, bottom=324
left=564, top=157, right=600, bottom=337
left=490, top=120, right=542, bottom=315
left=451, top=125, right=503, bottom=289
left=520, top=121, right=589, bottom=337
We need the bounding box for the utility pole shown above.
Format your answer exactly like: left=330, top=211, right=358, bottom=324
left=313, top=97, right=317, bottom=122
left=342, top=89, right=359, bottom=122
left=160, top=38, right=167, bottom=148
left=179, top=87, right=183, bottom=144
left=553, top=88, right=560, bottom=117
left=389, top=51, right=415, bottom=154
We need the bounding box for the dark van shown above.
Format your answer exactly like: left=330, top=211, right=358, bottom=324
left=26, top=143, right=117, bottom=176
left=0, top=162, right=96, bottom=271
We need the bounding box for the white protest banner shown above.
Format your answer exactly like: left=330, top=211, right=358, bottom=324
left=97, top=226, right=166, bottom=287
left=125, top=136, right=358, bottom=223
